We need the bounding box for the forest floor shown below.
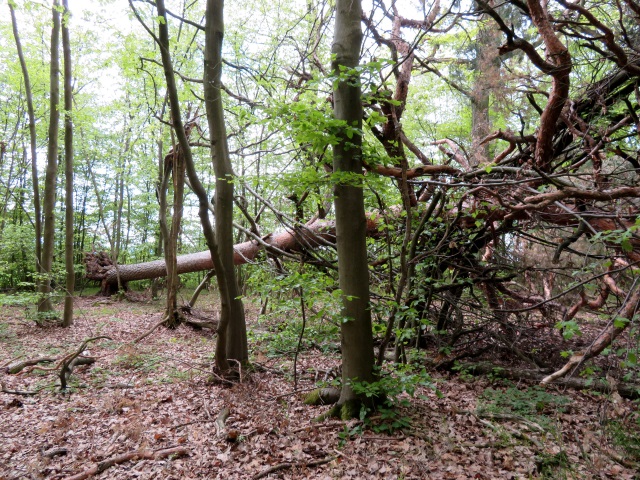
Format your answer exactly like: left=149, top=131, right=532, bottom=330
left=1, top=292, right=639, bottom=480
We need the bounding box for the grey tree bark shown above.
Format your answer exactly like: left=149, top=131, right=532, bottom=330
left=330, top=0, right=376, bottom=417
left=8, top=1, right=42, bottom=278
left=38, top=0, right=61, bottom=314
left=62, top=0, right=74, bottom=327
left=470, top=1, right=501, bottom=167
left=154, top=0, right=185, bottom=328
left=204, top=0, right=248, bottom=371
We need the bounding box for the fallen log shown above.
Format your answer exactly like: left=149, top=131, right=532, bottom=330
left=86, top=217, right=379, bottom=294
left=453, top=361, right=640, bottom=399
left=5, top=357, right=56, bottom=374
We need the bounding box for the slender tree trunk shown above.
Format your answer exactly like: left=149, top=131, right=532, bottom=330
left=38, top=0, right=61, bottom=314
left=151, top=2, right=186, bottom=328
left=204, top=0, right=248, bottom=370
left=470, top=1, right=501, bottom=167
left=152, top=138, right=165, bottom=299
left=62, top=0, right=74, bottom=327
left=8, top=2, right=42, bottom=277
left=162, top=134, right=185, bottom=327
left=331, top=0, right=376, bottom=417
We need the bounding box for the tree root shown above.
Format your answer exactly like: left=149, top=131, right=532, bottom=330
left=303, top=387, right=341, bottom=406
left=64, top=446, right=189, bottom=480
left=251, top=456, right=336, bottom=480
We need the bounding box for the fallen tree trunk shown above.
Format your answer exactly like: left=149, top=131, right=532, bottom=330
left=86, top=217, right=378, bottom=294
left=86, top=202, right=640, bottom=296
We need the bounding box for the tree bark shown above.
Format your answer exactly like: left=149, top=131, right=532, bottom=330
left=330, top=0, right=376, bottom=416
left=62, top=0, right=74, bottom=327
left=86, top=217, right=355, bottom=292
left=470, top=0, right=501, bottom=167
left=8, top=1, right=42, bottom=277
left=205, top=0, right=248, bottom=371
left=155, top=0, right=185, bottom=329
left=38, top=0, right=61, bottom=314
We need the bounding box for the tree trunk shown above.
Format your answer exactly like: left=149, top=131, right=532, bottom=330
left=62, top=0, right=74, bottom=327
left=470, top=1, right=501, bottom=167
left=330, top=0, right=376, bottom=417
left=38, top=0, right=61, bottom=314
left=205, top=0, right=248, bottom=371
left=8, top=2, right=42, bottom=277
left=154, top=0, right=187, bottom=328
left=85, top=216, right=371, bottom=292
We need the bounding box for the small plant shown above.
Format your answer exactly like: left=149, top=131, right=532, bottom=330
left=0, top=290, right=38, bottom=307
left=114, top=348, right=163, bottom=372
left=31, top=309, right=61, bottom=325
left=349, top=365, right=439, bottom=433
left=606, top=415, right=640, bottom=462
left=535, top=450, right=570, bottom=479
left=337, top=423, right=364, bottom=448
left=478, top=385, right=570, bottom=424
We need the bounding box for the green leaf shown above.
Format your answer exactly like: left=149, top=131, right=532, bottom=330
left=614, top=317, right=629, bottom=329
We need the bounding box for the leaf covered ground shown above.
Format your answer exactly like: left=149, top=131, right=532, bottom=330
left=1, top=294, right=639, bottom=479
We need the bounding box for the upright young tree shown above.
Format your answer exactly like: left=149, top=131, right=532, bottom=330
left=152, top=0, right=185, bottom=327
left=204, top=0, right=248, bottom=370
left=8, top=1, right=42, bottom=278
left=330, top=0, right=376, bottom=417
left=62, top=0, right=74, bottom=327
left=38, top=0, right=61, bottom=314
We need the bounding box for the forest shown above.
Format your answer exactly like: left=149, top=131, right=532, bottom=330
left=1, top=0, right=640, bottom=477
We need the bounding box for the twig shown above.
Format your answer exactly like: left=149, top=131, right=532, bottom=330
left=293, top=285, right=307, bottom=392
left=172, top=418, right=217, bottom=430
left=41, top=447, right=68, bottom=458
left=1, top=381, right=41, bottom=396
left=290, top=420, right=353, bottom=434
left=251, top=456, right=335, bottom=480
left=133, top=315, right=170, bottom=344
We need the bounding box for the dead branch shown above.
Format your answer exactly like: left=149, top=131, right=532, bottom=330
left=5, top=357, right=56, bottom=374
left=251, top=456, right=336, bottom=480
left=186, top=269, right=215, bottom=308
left=132, top=315, right=170, bottom=344
left=60, top=336, right=111, bottom=390
left=1, top=381, right=41, bottom=396
left=63, top=446, right=189, bottom=480
left=41, top=447, right=68, bottom=458
left=452, top=361, right=640, bottom=399
left=541, top=283, right=640, bottom=385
